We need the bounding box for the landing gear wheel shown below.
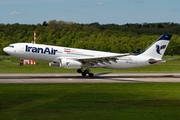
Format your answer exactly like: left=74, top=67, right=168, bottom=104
left=84, top=70, right=89, bottom=74
left=81, top=69, right=89, bottom=77
left=89, top=73, right=94, bottom=77
left=20, top=62, right=23, bottom=66
left=77, top=68, right=82, bottom=73
left=81, top=72, right=87, bottom=77
left=80, top=68, right=94, bottom=77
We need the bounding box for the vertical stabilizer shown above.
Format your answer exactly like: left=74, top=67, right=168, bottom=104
left=138, top=34, right=172, bottom=59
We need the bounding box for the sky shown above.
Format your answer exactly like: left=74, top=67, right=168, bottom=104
left=0, top=0, right=180, bottom=25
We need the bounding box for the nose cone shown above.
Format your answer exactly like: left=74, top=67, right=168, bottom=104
left=3, top=47, right=8, bottom=53
left=3, top=47, right=12, bottom=55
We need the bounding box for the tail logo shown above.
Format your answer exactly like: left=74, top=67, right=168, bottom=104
left=156, top=45, right=166, bottom=55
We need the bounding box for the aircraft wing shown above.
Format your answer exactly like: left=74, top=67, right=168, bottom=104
left=77, top=53, right=129, bottom=66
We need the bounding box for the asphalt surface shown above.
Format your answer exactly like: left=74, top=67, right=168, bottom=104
left=0, top=73, right=180, bottom=83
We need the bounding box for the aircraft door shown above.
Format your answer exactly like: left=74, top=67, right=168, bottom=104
left=19, top=45, right=24, bottom=52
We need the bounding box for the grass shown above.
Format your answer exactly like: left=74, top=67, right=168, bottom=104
left=0, top=56, right=180, bottom=119
left=0, top=55, right=180, bottom=73
left=1, top=83, right=180, bottom=120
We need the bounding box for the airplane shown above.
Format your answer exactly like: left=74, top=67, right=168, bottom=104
left=3, top=34, right=172, bottom=77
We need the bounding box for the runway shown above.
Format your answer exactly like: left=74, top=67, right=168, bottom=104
left=0, top=73, right=180, bottom=83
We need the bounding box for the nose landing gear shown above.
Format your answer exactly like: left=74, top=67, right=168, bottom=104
left=20, top=59, right=24, bottom=66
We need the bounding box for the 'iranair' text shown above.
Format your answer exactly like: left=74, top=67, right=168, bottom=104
left=26, top=45, right=58, bottom=55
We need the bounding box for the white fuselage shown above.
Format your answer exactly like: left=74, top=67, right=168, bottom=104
left=3, top=43, right=153, bottom=69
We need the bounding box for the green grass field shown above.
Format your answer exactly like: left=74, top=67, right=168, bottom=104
left=1, top=83, right=180, bottom=120
left=0, top=56, right=180, bottom=120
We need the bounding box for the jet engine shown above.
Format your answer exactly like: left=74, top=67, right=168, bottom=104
left=49, top=59, right=82, bottom=68
left=60, top=58, right=82, bottom=68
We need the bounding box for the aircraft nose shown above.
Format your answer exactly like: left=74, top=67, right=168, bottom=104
left=3, top=47, right=11, bottom=54
left=3, top=47, right=8, bottom=53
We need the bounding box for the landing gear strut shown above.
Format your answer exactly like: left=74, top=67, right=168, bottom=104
left=77, top=68, right=94, bottom=77
left=20, top=59, right=24, bottom=66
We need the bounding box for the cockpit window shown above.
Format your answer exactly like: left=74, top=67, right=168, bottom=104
left=9, top=45, right=14, bottom=48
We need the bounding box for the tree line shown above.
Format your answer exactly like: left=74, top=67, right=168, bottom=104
left=0, top=20, right=180, bottom=55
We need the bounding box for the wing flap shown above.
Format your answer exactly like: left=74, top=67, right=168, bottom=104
left=78, top=53, right=129, bottom=65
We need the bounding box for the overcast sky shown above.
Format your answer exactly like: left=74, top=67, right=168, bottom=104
left=0, top=0, right=180, bottom=25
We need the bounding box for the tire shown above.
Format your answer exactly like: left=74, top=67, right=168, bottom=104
left=84, top=70, right=89, bottom=74
left=77, top=69, right=82, bottom=73
left=81, top=72, right=86, bottom=77
left=20, top=62, right=23, bottom=66
left=89, top=73, right=94, bottom=77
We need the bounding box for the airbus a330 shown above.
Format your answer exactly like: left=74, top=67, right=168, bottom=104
left=3, top=34, right=172, bottom=77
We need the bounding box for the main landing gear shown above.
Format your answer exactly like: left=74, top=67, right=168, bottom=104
left=77, top=68, right=94, bottom=77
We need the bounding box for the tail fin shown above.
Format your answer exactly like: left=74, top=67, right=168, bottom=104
left=138, top=34, right=172, bottom=59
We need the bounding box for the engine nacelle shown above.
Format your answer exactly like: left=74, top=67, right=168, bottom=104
left=60, top=58, right=82, bottom=68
